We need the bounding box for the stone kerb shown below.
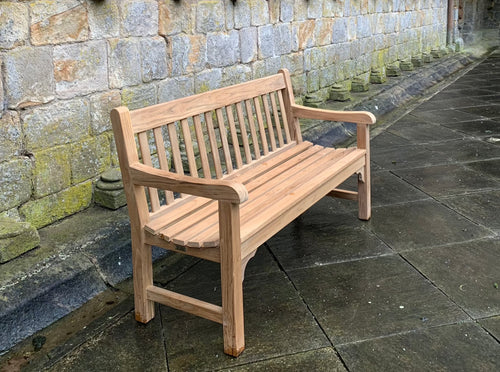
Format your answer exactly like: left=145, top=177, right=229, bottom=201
left=0, top=0, right=450, bottom=261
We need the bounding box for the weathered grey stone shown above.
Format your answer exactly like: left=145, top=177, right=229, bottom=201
left=87, top=0, right=120, bottom=38
left=94, top=188, right=126, bottom=210
left=293, top=0, right=308, bottom=21
left=304, top=47, right=325, bottom=71
left=141, top=37, right=168, bottom=82
left=33, top=145, right=72, bottom=198
left=30, top=4, right=88, bottom=45
left=71, top=135, right=111, bottom=184
left=280, top=0, right=294, bottom=22
left=206, top=31, right=239, bottom=67
left=307, top=0, right=322, bottom=18
left=411, top=55, right=424, bottom=67
left=252, top=56, right=281, bottom=79
left=314, top=18, right=334, bottom=46
left=351, top=77, right=369, bottom=92
left=233, top=0, right=251, bottom=29
left=196, top=0, right=225, bottom=33
left=0, top=158, right=32, bottom=212
left=386, top=63, right=402, bottom=76
left=158, top=76, right=194, bottom=103
left=303, top=94, right=323, bottom=108
left=399, top=59, right=414, bottom=71
left=0, top=217, right=40, bottom=263
left=23, top=98, right=90, bottom=150
left=423, top=52, right=433, bottom=63
left=307, top=69, right=320, bottom=92
left=119, top=0, right=158, bottom=37
left=250, top=0, right=269, bottom=26
left=121, top=84, right=157, bottom=110
left=370, top=67, right=387, bottom=84
left=195, top=68, right=223, bottom=93
left=281, top=52, right=304, bottom=75
left=356, top=14, right=373, bottom=39
left=329, top=83, right=351, bottom=101
left=239, top=27, right=258, bottom=63
left=0, top=2, right=29, bottom=49
left=159, top=0, right=194, bottom=36
left=4, top=46, right=54, bottom=108
left=0, top=68, right=3, bottom=115
left=295, top=20, right=315, bottom=50
left=101, top=168, right=122, bottom=183
left=0, top=112, right=22, bottom=162
left=90, top=91, right=121, bottom=135
left=171, top=34, right=206, bottom=75
left=29, top=0, right=80, bottom=23
left=54, top=41, right=108, bottom=98
left=274, top=23, right=292, bottom=55
left=20, top=181, right=93, bottom=229
left=222, top=65, right=252, bottom=86
left=108, top=38, right=142, bottom=88
left=258, top=24, right=275, bottom=58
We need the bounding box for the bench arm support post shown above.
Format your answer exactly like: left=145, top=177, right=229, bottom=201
left=357, top=123, right=371, bottom=220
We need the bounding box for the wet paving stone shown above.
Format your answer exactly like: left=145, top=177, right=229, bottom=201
left=473, top=93, right=500, bottom=102
left=337, top=322, right=500, bottom=372
left=371, top=144, right=447, bottom=170
left=440, top=118, right=500, bottom=136
left=440, top=190, right=500, bottom=231
left=367, top=200, right=493, bottom=252
left=268, top=222, right=392, bottom=271
left=47, top=312, right=167, bottom=372
left=410, top=108, right=487, bottom=124
left=393, top=163, right=499, bottom=197
left=403, top=238, right=500, bottom=319
left=370, top=132, right=411, bottom=148
left=465, top=159, right=500, bottom=179
left=288, top=255, right=468, bottom=345
left=220, top=347, right=347, bottom=372
left=479, top=316, right=500, bottom=340
left=161, top=271, right=329, bottom=371
left=426, top=138, right=500, bottom=163
left=387, top=120, right=464, bottom=143
left=458, top=104, right=500, bottom=119
left=422, top=88, right=499, bottom=101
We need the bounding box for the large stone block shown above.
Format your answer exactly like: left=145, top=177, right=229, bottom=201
left=250, top=0, right=269, bottom=26
left=141, top=37, right=168, bottom=82
left=121, top=85, right=157, bottom=110
left=171, top=34, right=206, bottom=75
left=159, top=0, right=194, bottom=36
left=30, top=4, right=88, bottom=45
left=315, top=18, right=334, bottom=46
left=119, top=0, right=158, bottom=37
left=307, top=0, right=323, bottom=18
left=274, top=23, right=292, bottom=55
left=33, top=145, right=72, bottom=198
left=0, top=217, right=40, bottom=263
left=108, top=38, right=142, bottom=88
left=87, top=0, right=120, bottom=38
left=23, top=98, right=90, bottom=151
left=222, top=65, right=252, bottom=87
left=332, top=18, right=348, bottom=43
left=0, top=3, right=29, bottom=49
left=0, top=158, right=32, bottom=212
left=304, top=47, right=325, bottom=72
left=4, top=46, right=54, bottom=109
left=280, top=0, right=294, bottom=22
left=71, top=135, right=111, bottom=184
left=54, top=41, right=108, bottom=99
left=258, top=25, right=275, bottom=59
left=234, top=0, right=251, bottom=29
left=239, top=27, right=258, bottom=63
left=252, top=56, right=281, bottom=79
left=0, top=112, right=22, bottom=162
left=90, top=91, right=121, bottom=135
left=295, top=20, right=315, bottom=50
left=158, top=76, right=194, bottom=103
left=206, top=31, right=239, bottom=67
left=20, top=181, right=93, bottom=229
left=281, top=52, right=304, bottom=75
left=196, top=0, right=225, bottom=33
left=194, top=68, right=222, bottom=93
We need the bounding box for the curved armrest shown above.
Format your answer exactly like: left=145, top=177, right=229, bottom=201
left=291, top=104, right=376, bottom=125
left=129, top=163, right=248, bottom=204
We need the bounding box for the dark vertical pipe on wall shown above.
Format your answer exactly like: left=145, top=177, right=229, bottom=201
left=447, top=0, right=455, bottom=45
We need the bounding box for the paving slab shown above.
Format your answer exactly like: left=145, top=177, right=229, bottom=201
left=160, top=271, right=329, bottom=371
left=472, top=93, right=500, bottom=102
left=403, top=238, right=500, bottom=319
left=367, top=200, right=493, bottom=252
left=410, top=108, right=488, bottom=124
left=288, top=255, right=468, bottom=345
left=440, top=118, right=500, bottom=136
left=440, top=190, right=500, bottom=231
left=371, top=144, right=448, bottom=170
left=458, top=104, right=500, bottom=118
left=393, top=163, right=499, bottom=197
left=425, top=138, right=500, bottom=163
left=421, top=88, right=499, bottom=101
left=370, top=131, right=412, bottom=148
left=220, top=347, right=347, bottom=372
left=465, top=159, right=500, bottom=179
left=336, top=322, right=500, bottom=372
left=479, top=316, right=500, bottom=340
left=387, top=120, right=464, bottom=143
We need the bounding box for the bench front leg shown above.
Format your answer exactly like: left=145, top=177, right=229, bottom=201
left=219, top=201, right=245, bottom=357
left=357, top=123, right=371, bottom=220
left=131, top=232, right=155, bottom=323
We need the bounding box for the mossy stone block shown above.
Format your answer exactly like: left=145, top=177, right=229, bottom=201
left=370, top=68, right=386, bottom=84
left=399, top=60, right=414, bottom=71
left=351, top=78, right=369, bottom=92
left=329, top=84, right=351, bottom=102
left=303, top=94, right=324, bottom=108
left=0, top=217, right=40, bottom=263
left=423, top=52, right=433, bottom=63
left=94, top=188, right=127, bottom=210
left=411, top=56, right=424, bottom=67
left=386, top=64, right=401, bottom=77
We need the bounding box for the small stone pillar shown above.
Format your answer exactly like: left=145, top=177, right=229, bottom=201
left=411, top=55, right=424, bottom=68
left=399, top=59, right=414, bottom=71
left=431, top=48, right=444, bottom=59
left=0, top=217, right=40, bottom=263
left=370, top=67, right=386, bottom=84
left=386, top=63, right=401, bottom=77
left=351, top=77, right=369, bottom=92
left=329, top=84, right=351, bottom=101
left=94, top=168, right=127, bottom=210
left=422, top=52, right=433, bottom=63
left=303, top=94, right=324, bottom=108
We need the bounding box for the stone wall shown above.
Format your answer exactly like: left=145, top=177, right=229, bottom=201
left=0, top=0, right=448, bottom=232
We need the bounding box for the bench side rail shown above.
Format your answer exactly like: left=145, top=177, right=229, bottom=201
left=112, top=70, right=300, bottom=214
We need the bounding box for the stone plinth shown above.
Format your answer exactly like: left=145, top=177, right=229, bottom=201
left=0, top=217, right=40, bottom=263
left=94, top=168, right=126, bottom=210
left=329, top=84, right=351, bottom=102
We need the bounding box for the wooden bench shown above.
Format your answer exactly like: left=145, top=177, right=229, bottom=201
left=111, top=69, right=375, bottom=357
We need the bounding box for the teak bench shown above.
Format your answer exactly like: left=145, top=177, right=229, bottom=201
left=111, top=69, right=375, bottom=357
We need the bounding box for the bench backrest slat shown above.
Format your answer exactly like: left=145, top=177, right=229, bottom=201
left=114, top=69, right=299, bottom=212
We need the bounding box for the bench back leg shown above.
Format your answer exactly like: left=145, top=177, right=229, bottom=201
left=219, top=201, right=245, bottom=357
left=132, top=235, right=155, bottom=323
left=357, top=123, right=371, bottom=220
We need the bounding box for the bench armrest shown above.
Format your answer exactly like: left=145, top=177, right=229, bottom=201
left=291, top=104, right=376, bottom=125
left=129, top=163, right=248, bottom=204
